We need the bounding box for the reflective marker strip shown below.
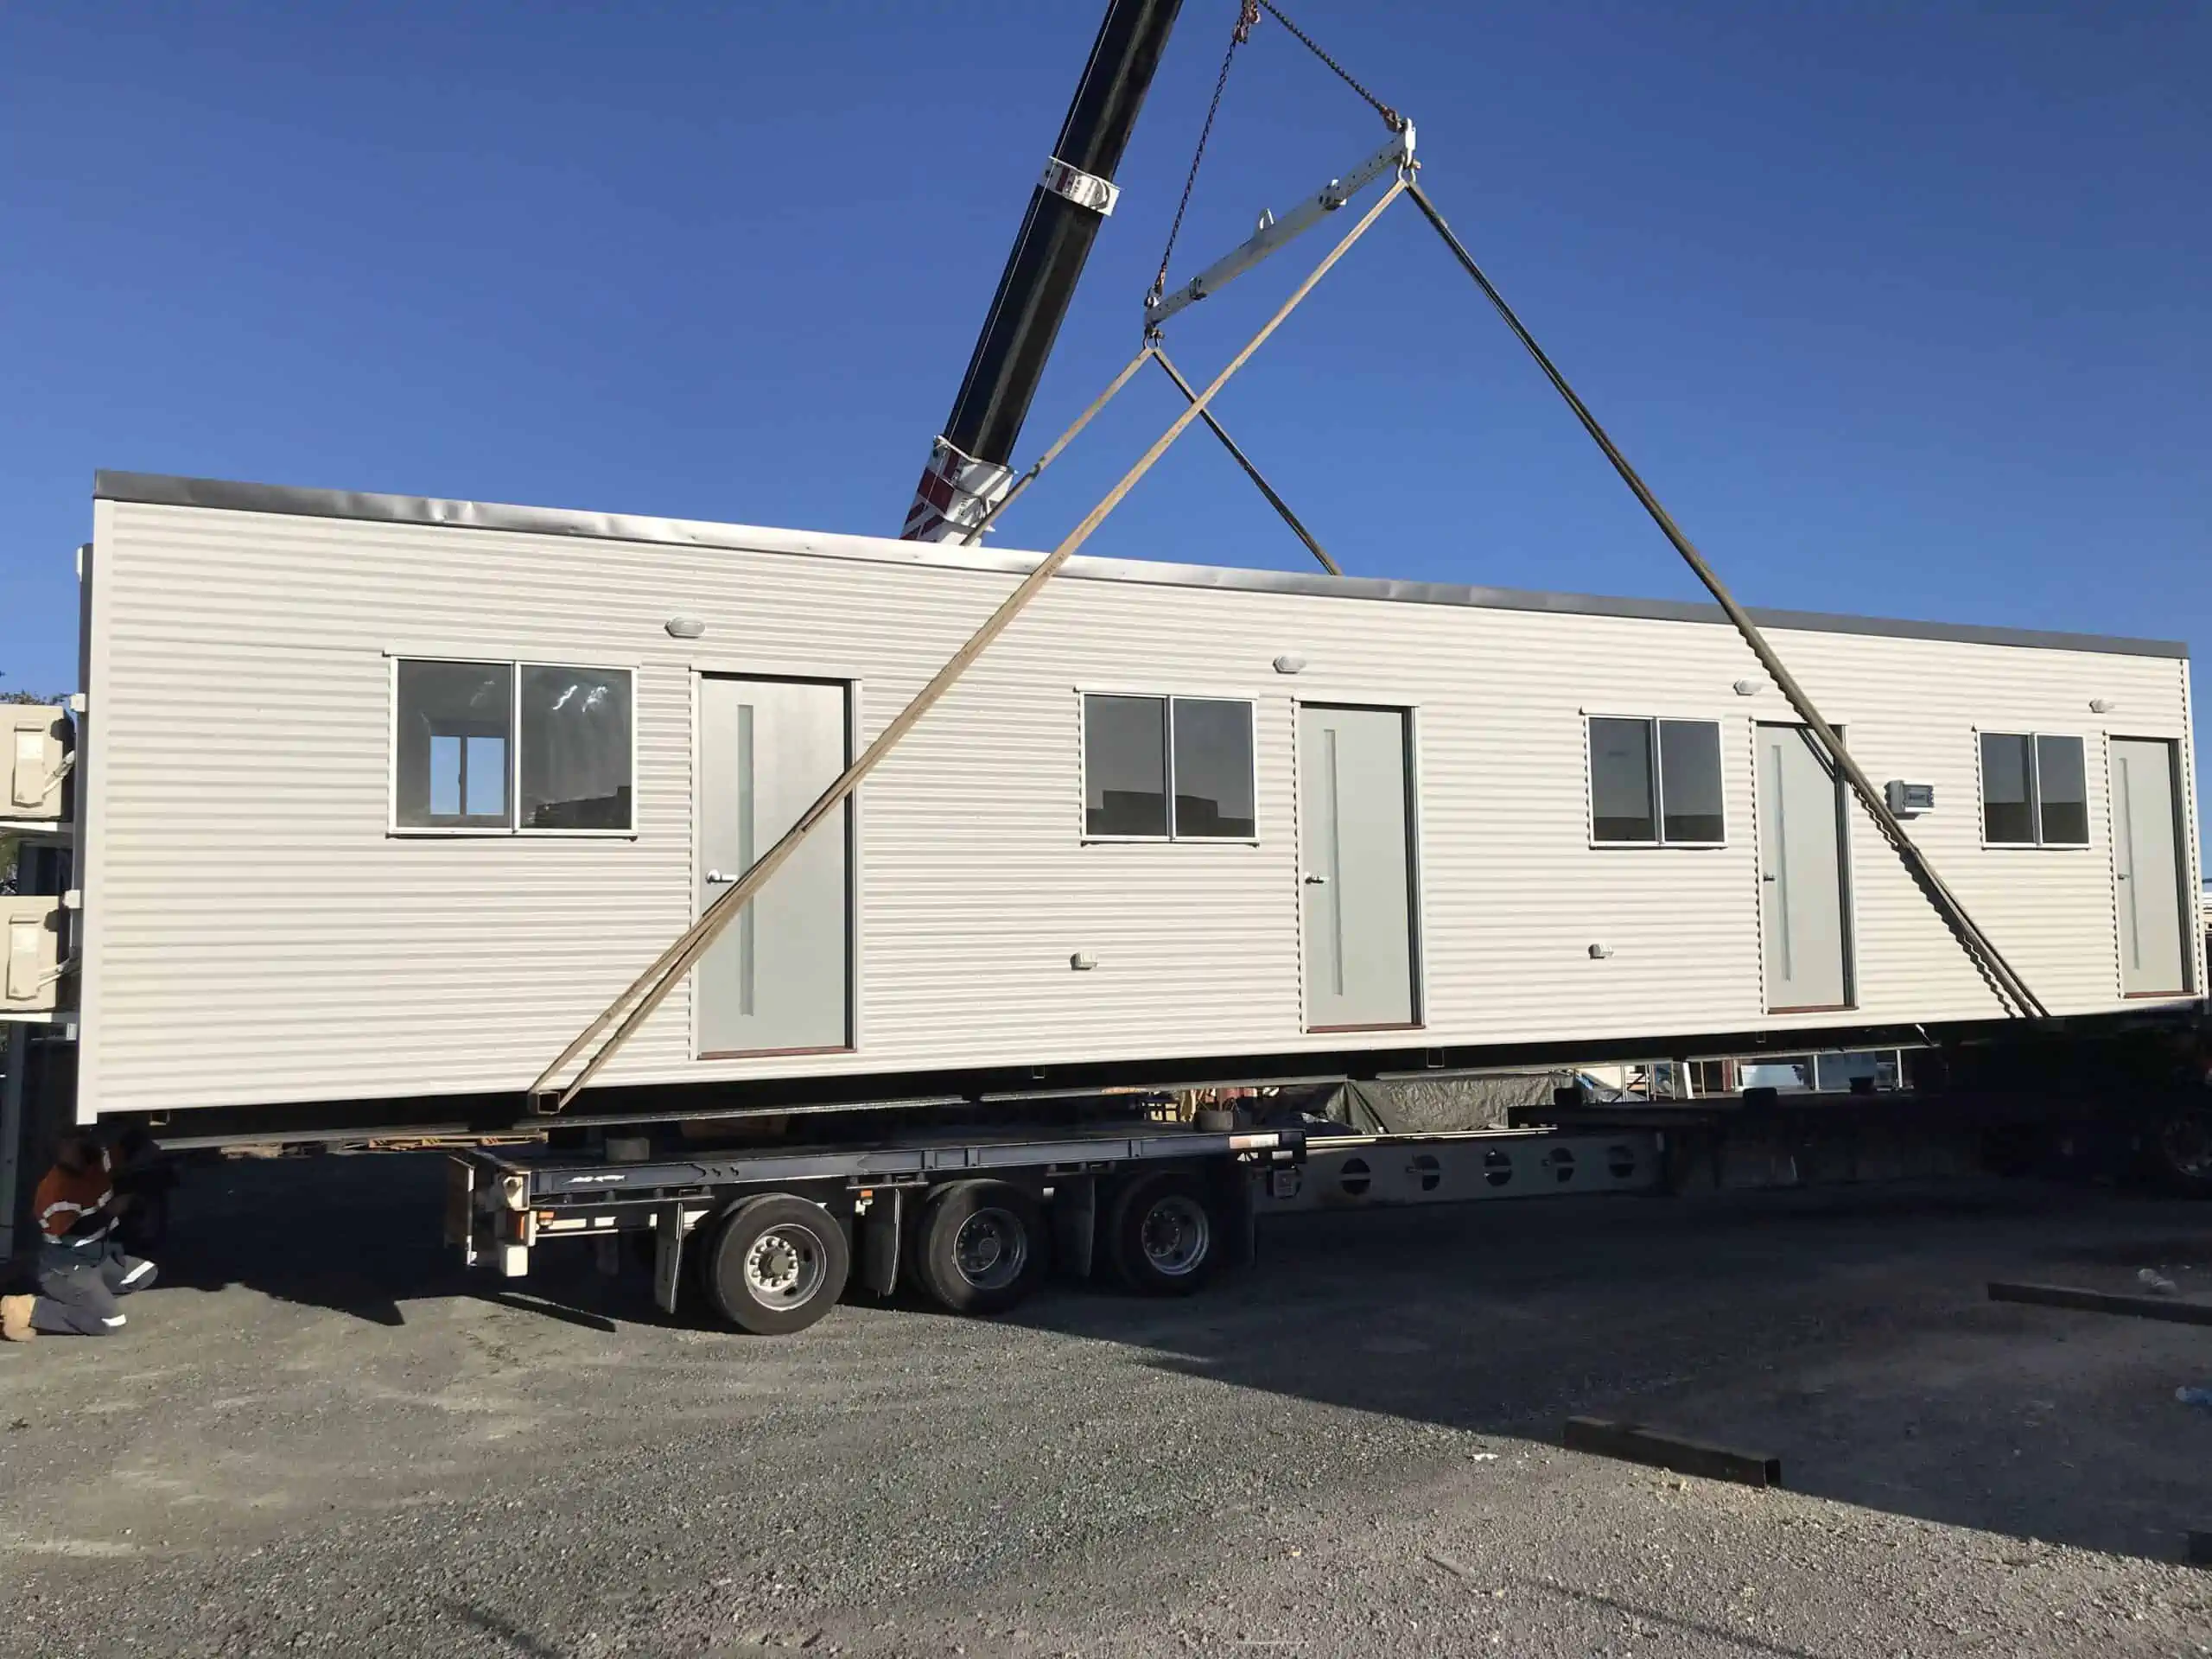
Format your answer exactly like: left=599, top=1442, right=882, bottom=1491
left=38, top=1198, right=112, bottom=1246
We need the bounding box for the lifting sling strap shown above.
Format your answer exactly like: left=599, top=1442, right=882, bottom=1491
left=526, top=180, right=1408, bottom=1111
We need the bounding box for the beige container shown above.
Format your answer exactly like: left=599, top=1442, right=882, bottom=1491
left=3, top=895, right=66, bottom=1013
left=4, top=704, right=70, bottom=823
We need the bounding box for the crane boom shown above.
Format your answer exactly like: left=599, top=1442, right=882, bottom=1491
left=900, top=0, right=1183, bottom=543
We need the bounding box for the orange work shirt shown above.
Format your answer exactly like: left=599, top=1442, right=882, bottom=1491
left=35, top=1149, right=114, bottom=1250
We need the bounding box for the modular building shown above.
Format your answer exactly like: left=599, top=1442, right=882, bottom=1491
left=19, top=471, right=2201, bottom=1128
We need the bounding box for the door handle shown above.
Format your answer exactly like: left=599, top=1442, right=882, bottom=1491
left=1762, top=874, right=1777, bottom=882
left=1303, top=873, right=1328, bottom=885
left=705, top=870, right=739, bottom=884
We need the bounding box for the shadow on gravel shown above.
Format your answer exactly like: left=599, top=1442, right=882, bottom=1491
left=1510, top=1574, right=1828, bottom=1658
left=149, top=1151, right=645, bottom=1332
left=442, top=1599, right=566, bottom=1658
left=988, top=1185, right=2212, bottom=1564
left=144, top=1153, right=459, bottom=1327
left=141, top=1151, right=2212, bottom=1562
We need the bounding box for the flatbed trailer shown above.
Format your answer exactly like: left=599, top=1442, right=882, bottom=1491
left=448, top=1111, right=1667, bottom=1335
left=435, top=1090, right=1762, bottom=1335
left=441, top=1040, right=2212, bottom=1337
left=451, top=1109, right=1310, bottom=1334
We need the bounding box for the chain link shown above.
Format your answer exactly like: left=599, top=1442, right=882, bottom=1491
left=1149, top=0, right=1403, bottom=320
left=1148, top=2, right=1259, bottom=314
left=1257, top=1, right=1402, bottom=130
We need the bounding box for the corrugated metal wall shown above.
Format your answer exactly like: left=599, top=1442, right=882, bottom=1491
left=76, top=498, right=2200, bottom=1116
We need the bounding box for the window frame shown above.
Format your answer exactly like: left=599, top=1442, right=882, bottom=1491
left=1077, top=687, right=1260, bottom=845
left=388, top=653, right=639, bottom=839
left=512, top=659, right=640, bottom=837
left=1975, top=728, right=2090, bottom=850
left=1584, top=713, right=1729, bottom=849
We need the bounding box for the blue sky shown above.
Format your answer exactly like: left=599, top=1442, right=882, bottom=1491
left=3, top=3, right=2205, bottom=792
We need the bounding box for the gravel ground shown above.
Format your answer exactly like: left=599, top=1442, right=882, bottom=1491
left=3, top=1155, right=2211, bottom=1657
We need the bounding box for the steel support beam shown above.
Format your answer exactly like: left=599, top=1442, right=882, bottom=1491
left=0, top=1024, right=24, bottom=1262
left=1146, top=124, right=1412, bottom=330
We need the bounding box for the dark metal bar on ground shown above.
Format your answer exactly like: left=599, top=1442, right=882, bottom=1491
left=1987, top=1281, right=2212, bottom=1326
left=1562, top=1416, right=1783, bottom=1489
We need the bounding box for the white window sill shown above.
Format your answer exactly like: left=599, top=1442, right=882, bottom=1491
left=389, top=827, right=640, bottom=840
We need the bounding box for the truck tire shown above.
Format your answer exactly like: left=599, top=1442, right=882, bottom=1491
left=2147, top=1102, right=2212, bottom=1198
left=913, top=1179, right=1048, bottom=1315
left=1104, top=1171, right=1217, bottom=1296
left=702, top=1193, right=850, bottom=1335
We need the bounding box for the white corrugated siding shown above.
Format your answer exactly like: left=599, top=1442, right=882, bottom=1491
left=77, top=499, right=2201, bottom=1116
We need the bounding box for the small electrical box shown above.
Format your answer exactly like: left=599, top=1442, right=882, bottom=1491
left=4, top=704, right=71, bottom=823
left=1885, top=779, right=1935, bottom=817
left=3, top=896, right=66, bottom=1014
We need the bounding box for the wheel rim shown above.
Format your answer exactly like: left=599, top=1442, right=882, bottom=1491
left=952, top=1206, right=1029, bottom=1291
left=741, top=1224, right=827, bottom=1307
left=2159, top=1109, right=2212, bottom=1180
left=1139, top=1194, right=1210, bottom=1277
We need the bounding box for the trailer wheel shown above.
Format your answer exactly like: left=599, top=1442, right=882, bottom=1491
left=913, top=1180, right=1048, bottom=1315
left=1105, top=1172, right=1217, bottom=1296
left=702, top=1194, right=849, bottom=1335
left=2147, top=1102, right=2212, bottom=1198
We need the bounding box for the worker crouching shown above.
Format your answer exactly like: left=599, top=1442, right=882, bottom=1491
left=2, top=1131, right=160, bottom=1341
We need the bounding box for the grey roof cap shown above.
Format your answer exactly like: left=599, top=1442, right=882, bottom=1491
left=94, top=470, right=2189, bottom=661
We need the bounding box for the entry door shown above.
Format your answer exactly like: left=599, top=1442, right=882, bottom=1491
left=2111, top=737, right=2190, bottom=996
left=697, top=677, right=850, bottom=1055
left=1299, top=704, right=1418, bottom=1029
left=1757, top=724, right=1852, bottom=1012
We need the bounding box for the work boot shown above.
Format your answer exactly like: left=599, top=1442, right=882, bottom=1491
left=1, top=1294, right=35, bottom=1343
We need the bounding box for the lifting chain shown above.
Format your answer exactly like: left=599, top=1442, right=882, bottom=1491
left=1148, top=2, right=1259, bottom=315
left=1257, top=1, right=1403, bottom=131
left=1148, top=2, right=1403, bottom=321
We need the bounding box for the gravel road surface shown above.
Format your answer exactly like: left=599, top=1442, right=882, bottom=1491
left=3, top=1156, right=2209, bottom=1656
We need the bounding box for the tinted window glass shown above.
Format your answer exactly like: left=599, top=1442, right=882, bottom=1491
left=1171, top=699, right=1255, bottom=837
left=519, top=665, right=633, bottom=830
left=2036, top=734, right=2088, bottom=845
left=396, top=660, right=512, bottom=828
left=1659, top=720, right=1725, bottom=842
left=1590, top=717, right=1656, bottom=842
left=1980, top=733, right=2035, bottom=843
left=1084, top=695, right=1168, bottom=836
